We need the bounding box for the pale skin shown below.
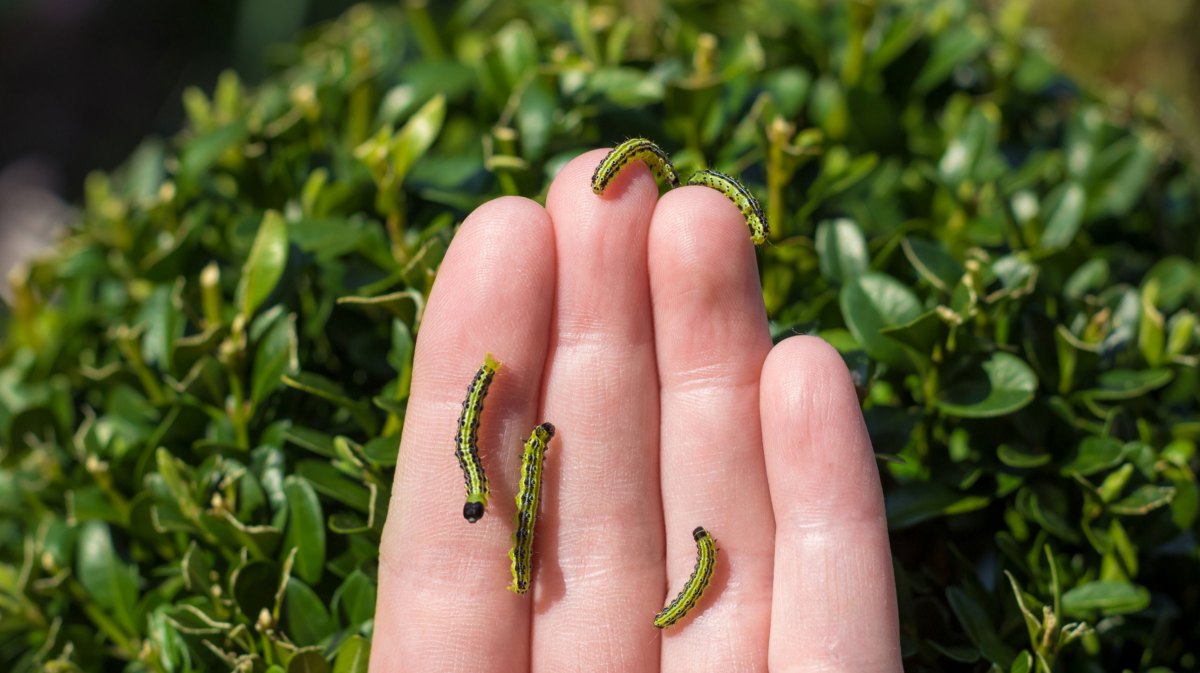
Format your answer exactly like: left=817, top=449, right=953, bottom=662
left=370, top=149, right=903, bottom=672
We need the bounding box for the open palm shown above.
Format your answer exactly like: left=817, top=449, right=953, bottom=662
left=370, top=149, right=902, bottom=672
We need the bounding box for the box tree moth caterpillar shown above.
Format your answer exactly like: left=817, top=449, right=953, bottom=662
left=654, top=526, right=717, bottom=629
left=508, top=422, right=555, bottom=594
left=687, top=169, right=769, bottom=245
left=591, top=138, right=681, bottom=195
left=455, top=353, right=500, bottom=523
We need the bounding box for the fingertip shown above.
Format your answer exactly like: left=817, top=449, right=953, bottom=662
left=649, top=184, right=760, bottom=284
left=761, top=335, right=859, bottom=427
left=458, top=195, right=553, bottom=248
left=760, top=335, right=882, bottom=521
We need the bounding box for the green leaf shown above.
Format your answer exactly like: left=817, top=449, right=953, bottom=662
left=1018, top=486, right=1082, bottom=544
left=840, top=272, right=924, bottom=368
left=328, top=511, right=370, bottom=534
left=283, top=476, right=326, bottom=584
left=251, top=310, right=299, bottom=405
left=285, top=426, right=338, bottom=458
left=886, top=483, right=990, bottom=529
left=1004, top=571, right=1041, bottom=646
left=1084, top=368, right=1173, bottom=400
left=517, top=80, right=555, bottom=161
left=392, top=94, right=446, bottom=184
left=1166, top=310, right=1197, bottom=357
left=336, top=289, right=424, bottom=323
left=946, top=586, right=1016, bottom=666
left=914, top=23, right=988, bottom=93
left=238, top=210, right=289, bottom=319
left=1039, top=182, right=1086, bottom=251
left=1089, top=134, right=1156, bottom=218
left=1060, top=436, right=1126, bottom=476
left=810, top=76, right=849, bottom=140
left=589, top=68, right=665, bottom=107
left=333, top=570, right=376, bottom=627
left=815, top=218, right=868, bottom=285
left=282, top=372, right=378, bottom=434
left=997, top=443, right=1052, bottom=469
left=362, top=435, right=399, bottom=467
left=494, top=20, right=538, bottom=89
left=285, top=579, right=336, bottom=646
left=879, top=310, right=941, bottom=362
left=1061, top=581, right=1150, bottom=617
left=232, top=559, right=281, bottom=620
left=296, top=461, right=373, bottom=512
left=902, top=237, right=963, bottom=292
left=137, top=283, right=183, bottom=370
left=76, top=522, right=140, bottom=636
left=939, top=104, right=1001, bottom=186
left=936, top=352, right=1038, bottom=418
left=1110, top=485, right=1175, bottom=516
left=1064, top=258, right=1109, bottom=300
left=332, top=635, right=371, bottom=673
left=179, top=121, right=248, bottom=179
left=288, top=650, right=331, bottom=673
left=1143, top=257, right=1197, bottom=313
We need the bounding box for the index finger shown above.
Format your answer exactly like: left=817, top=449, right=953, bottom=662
left=371, top=197, right=556, bottom=672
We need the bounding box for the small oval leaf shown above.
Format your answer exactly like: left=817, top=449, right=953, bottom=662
left=238, top=210, right=289, bottom=319
left=285, top=579, right=336, bottom=646
left=840, top=272, right=924, bottom=368
left=815, top=218, right=868, bottom=285
left=283, top=476, right=326, bottom=585
left=936, top=352, right=1037, bottom=418
left=1062, top=580, right=1150, bottom=617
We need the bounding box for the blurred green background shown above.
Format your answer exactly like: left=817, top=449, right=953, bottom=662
left=1, top=1, right=1199, bottom=672
left=0, top=0, right=1197, bottom=198
left=0, top=0, right=357, bottom=196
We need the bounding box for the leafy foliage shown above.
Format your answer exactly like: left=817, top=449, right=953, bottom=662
left=2, top=1, right=1199, bottom=671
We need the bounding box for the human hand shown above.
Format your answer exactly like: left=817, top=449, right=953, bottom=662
left=370, top=149, right=902, bottom=672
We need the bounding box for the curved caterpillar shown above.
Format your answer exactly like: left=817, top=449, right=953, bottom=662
left=654, top=526, right=717, bottom=629
left=591, top=138, right=680, bottom=195
left=455, top=354, right=500, bottom=523
left=508, top=422, right=555, bottom=594
left=687, top=169, right=769, bottom=245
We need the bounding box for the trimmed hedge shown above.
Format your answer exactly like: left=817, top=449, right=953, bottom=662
left=2, top=1, right=1198, bottom=671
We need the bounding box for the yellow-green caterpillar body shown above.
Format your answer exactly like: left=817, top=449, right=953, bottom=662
left=687, top=169, right=769, bottom=245
left=508, top=422, right=555, bottom=594
left=654, top=526, right=717, bottom=629
left=455, top=354, right=500, bottom=523
left=591, top=138, right=680, bottom=194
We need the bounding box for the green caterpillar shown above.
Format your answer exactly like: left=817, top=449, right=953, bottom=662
left=591, top=138, right=680, bottom=194
left=508, top=422, right=556, bottom=594
left=687, top=169, right=769, bottom=245
left=654, top=526, right=718, bottom=629
left=455, top=354, right=500, bottom=523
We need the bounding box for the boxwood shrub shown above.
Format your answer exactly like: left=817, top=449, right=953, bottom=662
left=2, top=1, right=1198, bottom=671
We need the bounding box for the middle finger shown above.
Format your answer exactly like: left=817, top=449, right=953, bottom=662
left=532, top=149, right=664, bottom=672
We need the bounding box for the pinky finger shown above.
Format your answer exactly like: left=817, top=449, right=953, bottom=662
left=759, top=336, right=902, bottom=672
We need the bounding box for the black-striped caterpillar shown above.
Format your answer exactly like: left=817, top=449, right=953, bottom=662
left=654, top=526, right=717, bottom=629
left=455, top=354, right=500, bottom=523
left=508, top=422, right=555, bottom=594
left=591, top=138, right=680, bottom=194
left=687, top=169, right=768, bottom=245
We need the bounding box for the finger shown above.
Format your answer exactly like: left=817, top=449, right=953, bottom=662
left=760, top=336, right=902, bottom=672
left=531, top=149, right=663, bottom=672
left=371, top=197, right=556, bottom=673
left=648, top=186, right=775, bottom=671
